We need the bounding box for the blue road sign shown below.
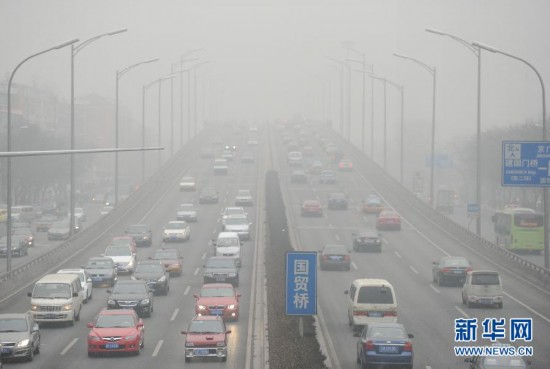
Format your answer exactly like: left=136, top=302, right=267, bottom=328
left=286, top=252, right=317, bottom=315
left=467, top=203, right=479, bottom=218
left=502, top=141, right=550, bottom=187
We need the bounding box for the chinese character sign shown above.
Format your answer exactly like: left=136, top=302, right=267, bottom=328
left=454, top=318, right=533, bottom=343
left=286, top=252, right=317, bottom=315
left=502, top=141, right=550, bottom=187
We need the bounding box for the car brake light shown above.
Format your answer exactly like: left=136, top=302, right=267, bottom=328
left=441, top=267, right=451, bottom=273
left=403, top=341, right=413, bottom=351
left=364, top=340, right=375, bottom=350
left=466, top=267, right=473, bottom=272
left=353, top=311, right=368, bottom=316
left=383, top=311, right=397, bottom=317
left=344, top=255, right=350, bottom=261
left=323, top=255, right=329, bottom=261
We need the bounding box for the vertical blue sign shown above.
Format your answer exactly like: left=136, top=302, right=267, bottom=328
left=286, top=252, right=317, bottom=315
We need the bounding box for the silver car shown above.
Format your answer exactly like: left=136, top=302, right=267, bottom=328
left=0, top=313, right=40, bottom=362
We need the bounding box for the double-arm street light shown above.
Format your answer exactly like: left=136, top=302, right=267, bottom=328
left=5, top=38, right=79, bottom=272
left=394, top=53, right=437, bottom=207
left=426, top=27, right=483, bottom=236
left=69, top=28, right=126, bottom=236
left=472, top=41, right=548, bottom=268
left=191, top=61, right=209, bottom=136
left=115, top=58, right=159, bottom=205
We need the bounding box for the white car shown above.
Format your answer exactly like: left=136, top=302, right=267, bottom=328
left=162, top=221, right=191, bottom=242
left=235, top=189, right=253, bottom=206
left=213, top=232, right=241, bottom=267
left=221, top=207, right=246, bottom=227
left=57, top=268, right=93, bottom=303
left=179, top=176, right=196, bottom=191
left=177, top=203, right=198, bottom=222
left=222, top=214, right=251, bottom=240
left=68, top=207, right=87, bottom=222
left=100, top=205, right=114, bottom=216
left=212, top=158, right=229, bottom=175
left=103, top=245, right=136, bottom=273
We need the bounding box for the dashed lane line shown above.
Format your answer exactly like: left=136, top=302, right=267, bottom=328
left=60, top=338, right=78, bottom=355
left=429, top=284, right=441, bottom=294
left=455, top=306, right=470, bottom=318
left=170, top=308, right=179, bottom=321
left=152, top=340, right=163, bottom=357
left=184, top=286, right=191, bottom=295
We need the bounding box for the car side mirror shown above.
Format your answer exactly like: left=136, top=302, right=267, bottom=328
left=32, top=324, right=39, bottom=332
left=87, top=323, right=94, bottom=328
left=181, top=330, right=187, bottom=335
left=237, top=293, right=242, bottom=298
left=193, top=293, right=199, bottom=298
left=106, top=289, right=112, bottom=293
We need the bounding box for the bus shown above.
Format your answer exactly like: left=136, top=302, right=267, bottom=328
left=491, top=208, right=544, bottom=254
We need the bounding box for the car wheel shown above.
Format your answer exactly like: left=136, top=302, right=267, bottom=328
left=75, top=307, right=81, bottom=321
left=26, top=344, right=34, bottom=361
left=432, top=273, right=437, bottom=283
left=185, top=357, right=191, bottom=363
left=462, top=294, right=466, bottom=305
left=467, top=300, right=473, bottom=308
left=437, top=274, right=443, bottom=286
left=134, top=343, right=141, bottom=356
left=221, top=356, right=227, bottom=362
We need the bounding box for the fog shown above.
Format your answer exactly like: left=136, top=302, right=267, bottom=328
left=1, top=0, right=549, bottom=155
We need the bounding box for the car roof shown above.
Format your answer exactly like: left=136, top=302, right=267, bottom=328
left=201, top=283, right=234, bottom=289
left=366, top=322, right=405, bottom=329
left=97, top=308, right=137, bottom=316
left=137, top=260, right=163, bottom=265
left=191, top=315, right=223, bottom=321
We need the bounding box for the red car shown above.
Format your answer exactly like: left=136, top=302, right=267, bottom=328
left=194, top=283, right=241, bottom=321
left=301, top=200, right=323, bottom=217
left=110, top=236, right=137, bottom=254
left=338, top=159, right=353, bottom=171
left=87, top=309, right=144, bottom=357
left=376, top=210, right=401, bottom=230
left=181, top=315, right=231, bottom=363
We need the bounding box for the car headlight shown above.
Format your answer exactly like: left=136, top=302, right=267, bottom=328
left=216, top=342, right=225, bottom=347
left=185, top=342, right=194, bottom=347
left=107, top=299, right=116, bottom=305
left=124, top=335, right=137, bottom=341
left=142, top=236, right=149, bottom=240
left=88, top=335, right=101, bottom=341
left=227, top=304, right=236, bottom=310
left=128, top=259, right=134, bottom=267
left=158, top=275, right=166, bottom=282
left=140, top=299, right=150, bottom=305
left=31, top=305, right=38, bottom=311
left=197, top=305, right=207, bottom=310
left=17, top=339, right=30, bottom=347
left=62, top=303, right=73, bottom=311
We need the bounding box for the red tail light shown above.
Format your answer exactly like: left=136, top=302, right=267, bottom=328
left=441, top=267, right=451, bottom=273
left=466, top=267, right=473, bottom=272
left=403, top=341, right=413, bottom=351
left=364, top=340, right=375, bottom=351
left=323, top=255, right=329, bottom=261
left=383, top=311, right=397, bottom=317
left=344, top=255, right=350, bottom=261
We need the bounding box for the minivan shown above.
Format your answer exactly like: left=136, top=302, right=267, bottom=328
left=344, top=279, right=397, bottom=330
left=462, top=270, right=503, bottom=308
left=213, top=232, right=241, bottom=267
left=27, top=273, right=83, bottom=325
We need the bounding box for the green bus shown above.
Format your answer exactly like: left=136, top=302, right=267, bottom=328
left=491, top=207, right=544, bottom=254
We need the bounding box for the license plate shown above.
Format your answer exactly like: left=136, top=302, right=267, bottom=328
left=105, top=343, right=119, bottom=349
left=453, top=270, right=463, bottom=274
left=194, top=348, right=209, bottom=355
left=44, top=314, right=57, bottom=319
left=2, top=347, right=11, bottom=353
left=480, top=299, right=493, bottom=304
left=211, top=310, right=223, bottom=316
left=329, top=256, right=342, bottom=261
left=379, top=345, right=399, bottom=353
left=216, top=277, right=226, bottom=282
left=368, top=311, right=383, bottom=317
left=92, top=277, right=103, bottom=282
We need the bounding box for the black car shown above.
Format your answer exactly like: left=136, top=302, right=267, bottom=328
left=465, top=353, right=531, bottom=369
left=0, top=312, right=41, bottom=362
left=203, top=256, right=239, bottom=287
left=432, top=256, right=472, bottom=286
left=352, top=229, right=382, bottom=252
left=83, top=256, right=118, bottom=287
left=327, top=192, right=348, bottom=210
left=107, top=280, right=154, bottom=318
left=125, top=224, right=153, bottom=247
left=132, top=260, right=170, bottom=295
left=318, top=244, right=351, bottom=271
left=199, top=187, right=219, bottom=204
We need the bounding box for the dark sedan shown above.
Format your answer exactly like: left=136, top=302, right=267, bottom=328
left=327, top=192, right=348, bottom=210
left=352, top=229, right=382, bottom=252
left=355, top=322, right=414, bottom=369
left=318, top=244, right=351, bottom=271
left=203, top=257, right=239, bottom=287
left=132, top=260, right=170, bottom=295
left=432, top=256, right=472, bottom=286
left=107, top=280, right=154, bottom=318
left=125, top=224, right=153, bottom=247
left=319, top=170, right=337, bottom=184
left=0, top=235, right=28, bottom=257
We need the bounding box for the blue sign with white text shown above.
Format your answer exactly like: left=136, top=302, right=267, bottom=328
left=502, top=141, right=550, bottom=186
left=286, top=252, right=317, bottom=315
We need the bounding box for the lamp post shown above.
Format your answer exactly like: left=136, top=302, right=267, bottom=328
left=426, top=28, right=482, bottom=236
left=327, top=58, right=346, bottom=136
left=70, top=28, right=126, bottom=236
left=473, top=41, right=548, bottom=268
left=191, top=62, right=209, bottom=136
left=394, top=53, right=437, bottom=207
left=5, top=38, right=79, bottom=272
left=156, top=75, right=177, bottom=169
left=115, top=57, right=159, bottom=205
left=176, top=49, right=203, bottom=147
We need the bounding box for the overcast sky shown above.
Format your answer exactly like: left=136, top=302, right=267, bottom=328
left=2, top=0, right=549, bottom=149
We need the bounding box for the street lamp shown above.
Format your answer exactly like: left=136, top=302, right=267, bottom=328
left=6, top=38, right=79, bottom=272
left=115, top=57, right=159, bottom=205
left=472, top=41, right=548, bottom=268
left=70, top=28, right=126, bottom=236
left=171, top=57, right=200, bottom=153
left=156, top=74, right=177, bottom=169
left=176, top=49, right=203, bottom=147
left=426, top=27, right=482, bottom=236
left=190, top=61, right=209, bottom=136
left=327, top=57, right=346, bottom=136
left=393, top=53, right=437, bottom=207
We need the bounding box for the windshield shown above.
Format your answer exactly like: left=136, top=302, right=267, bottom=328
left=33, top=283, right=71, bottom=299
left=225, top=217, right=248, bottom=225
left=59, top=271, right=84, bottom=283
left=369, top=326, right=407, bottom=339
left=441, top=258, right=470, bottom=267
left=357, top=286, right=394, bottom=304
left=85, top=259, right=113, bottom=269
left=167, top=222, right=187, bottom=230
left=135, top=264, right=164, bottom=273
left=200, top=287, right=234, bottom=297
left=153, top=251, right=178, bottom=260
left=471, top=273, right=500, bottom=286
left=224, top=208, right=244, bottom=216
left=95, top=314, right=135, bottom=328
left=112, top=283, right=148, bottom=294
left=0, top=318, right=28, bottom=332
left=216, top=237, right=239, bottom=247
left=514, top=213, right=543, bottom=228
left=188, top=320, right=224, bottom=334
left=105, top=246, right=132, bottom=257
left=206, top=258, right=235, bottom=268
left=323, top=245, right=347, bottom=254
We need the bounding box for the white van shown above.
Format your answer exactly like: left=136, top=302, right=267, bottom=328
left=213, top=232, right=241, bottom=267
left=27, top=273, right=83, bottom=325
left=462, top=270, right=503, bottom=308
left=344, top=278, right=397, bottom=330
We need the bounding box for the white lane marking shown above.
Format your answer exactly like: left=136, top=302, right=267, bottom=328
left=60, top=338, right=78, bottom=355
left=152, top=340, right=163, bottom=357
left=201, top=252, right=207, bottom=260
left=194, top=268, right=199, bottom=276
left=409, top=266, right=419, bottom=274
left=455, top=306, right=470, bottom=318
left=335, top=234, right=340, bottom=241
left=426, top=366, right=432, bottom=369
left=351, top=262, right=358, bottom=270
left=394, top=251, right=402, bottom=258
left=212, top=228, right=218, bottom=235
left=382, top=238, right=388, bottom=245
left=184, top=286, right=191, bottom=295
left=170, top=308, right=179, bottom=321
left=429, top=284, right=440, bottom=294
left=503, top=291, right=550, bottom=324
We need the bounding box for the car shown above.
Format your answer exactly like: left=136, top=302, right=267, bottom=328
left=199, top=187, right=219, bottom=204
left=221, top=206, right=246, bottom=224
left=68, top=207, right=87, bottom=222
left=150, top=248, right=183, bottom=276
left=212, top=158, right=229, bottom=174
left=235, top=189, right=253, bottom=206
left=194, top=283, right=241, bottom=321
left=303, top=145, right=313, bottom=156
left=12, top=228, right=34, bottom=247
left=222, top=214, right=251, bottom=240
left=432, top=256, right=472, bottom=286
left=462, top=270, right=503, bottom=308
left=109, top=235, right=137, bottom=254
left=287, top=151, right=304, bottom=166
left=318, top=244, right=351, bottom=271
left=338, top=159, right=353, bottom=171
left=87, top=309, right=144, bottom=357
left=47, top=219, right=72, bottom=240
left=179, top=176, right=197, bottom=191
left=162, top=220, right=191, bottom=242
left=224, top=144, right=237, bottom=152
left=203, top=256, right=240, bottom=287
left=354, top=322, right=414, bottom=369
left=309, top=160, right=323, bottom=174
left=345, top=279, right=398, bottom=330
left=301, top=200, right=323, bottom=217
left=100, top=205, right=114, bottom=216
left=246, top=137, right=258, bottom=146
left=35, top=213, right=58, bottom=232
left=57, top=268, right=93, bottom=303
left=362, top=194, right=384, bottom=214
left=181, top=315, right=231, bottom=363
left=125, top=224, right=153, bottom=247
left=176, top=203, right=198, bottom=222
left=107, top=280, right=154, bottom=317
left=376, top=210, right=401, bottom=230
left=0, top=235, right=28, bottom=257
left=465, top=352, right=531, bottom=369
left=352, top=229, right=382, bottom=252
left=319, top=169, right=337, bottom=184
left=132, top=260, right=170, bottom=295
left=290, top=170, right=308, bottom=184
left=327, top=192, right=348, bottom=210
left=213, top=232, right=241, bottom=267
left=241, top=152, right=255, bottom=163
left=103, top=245, right=136, bottom=274
left=83, top=256, right=118, bottom=287
left=0, top=313, right=40, bottom=362
left=221, top=150, right=234, bottom=161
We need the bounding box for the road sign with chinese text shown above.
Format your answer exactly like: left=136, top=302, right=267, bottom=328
left=286, top=252, right=317, bottom=315
left=502, top=141, right=550, bottom=186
